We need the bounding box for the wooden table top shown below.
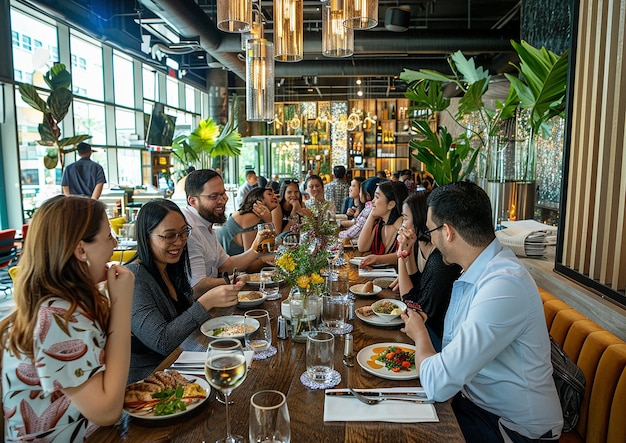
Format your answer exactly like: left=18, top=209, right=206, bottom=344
left=87, top=265, right=464, bottom=443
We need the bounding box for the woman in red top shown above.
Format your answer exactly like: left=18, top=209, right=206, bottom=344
left=358, top=180, right=408, bottom=268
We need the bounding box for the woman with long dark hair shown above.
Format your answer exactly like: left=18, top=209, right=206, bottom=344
left=1, top=195, right=134, bottom=441
left=358, top=180, right=408, bottom=267
left=128, top=199, right=243, bottom=382
left=393, top=191, right=461, bottom=350
left=272, top=179, right=305, bottom=233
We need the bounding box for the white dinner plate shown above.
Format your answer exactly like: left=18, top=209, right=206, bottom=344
left=355, top=309, right=404, bottom=327
left=237, top=290, right=267, bottom=307
left=124, top=377, right=211, bottom=420
left=356, top=343, right=419, bottom=381
left=200, top=315, right=260, bottom=338
left=350, top=284, right=382, bottom=297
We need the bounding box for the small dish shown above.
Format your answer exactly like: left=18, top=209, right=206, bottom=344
left=237, top=290, right=267, bottom=307
left=200, top=315, right=260, bottom=339
left=350, top=283, right=382, bottom=297
left=371, top=299, right=407, bottom=323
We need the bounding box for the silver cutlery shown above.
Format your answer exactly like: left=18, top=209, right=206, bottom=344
left=326, top=390, right=427, bottom=398
left=348, top=388, right=434, bottom=405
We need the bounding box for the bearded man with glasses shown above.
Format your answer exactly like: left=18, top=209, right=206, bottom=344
left=181, top=169, right=267, bottom=298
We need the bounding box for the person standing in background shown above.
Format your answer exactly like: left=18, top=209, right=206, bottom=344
left=61, top=142, right=106, bottom=199
left=324, top=165, right=350, bottom=212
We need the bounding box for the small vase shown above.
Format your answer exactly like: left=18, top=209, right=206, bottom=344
left=289, top=287, right=319, bottom=343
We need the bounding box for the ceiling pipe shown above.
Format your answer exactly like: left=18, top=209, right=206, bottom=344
left=138, top=0, right=246, bottom=79
left=275, top=59, right=452, bottom=77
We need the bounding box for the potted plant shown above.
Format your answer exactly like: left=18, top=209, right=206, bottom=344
left=18, top=64, right=90, bottom=169
left=171, top=95, right=243, bottom=176
left=400, top=51, right=519, bottom=186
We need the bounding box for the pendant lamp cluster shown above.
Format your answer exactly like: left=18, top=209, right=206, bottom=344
left=217, top=0, right=379, bottom=119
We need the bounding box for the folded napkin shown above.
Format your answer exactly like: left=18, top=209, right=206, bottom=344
left=172, top=350, right=254, bottom=373
left=324, top=388, right=438, bottom=423
left=358, top=268, right=398, bottom=278
left=495, top=219, right=557, bottom=258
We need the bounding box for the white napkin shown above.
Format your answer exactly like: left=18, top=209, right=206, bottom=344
left=496, top=219, right=557, bottom=257
left=324, top=388, right=438, bottom=423
left=358, top=268, right=398, bottom=278
left=174, top=351, right=205, bottom=365
left=172, top=350, right=254, bottom=372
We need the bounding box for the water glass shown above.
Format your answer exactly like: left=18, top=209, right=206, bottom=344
left=249, top=390, right=290, bottom=443
left=321, top=293, right=346, bottom=335
left=244, top=309, right=272, bottom=353
left=260, top=267, right=281, bottom=301
left=306, top=331, right=335, bottom=382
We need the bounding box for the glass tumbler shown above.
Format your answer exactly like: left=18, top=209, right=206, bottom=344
left=249, top=390, right=290, bottom=443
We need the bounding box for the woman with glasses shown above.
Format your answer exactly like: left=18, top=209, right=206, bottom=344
left=358, top=181, right=408, bottom=267
left=127, top=199, right=244, bottom=382
left=217, top=187, right=279, bottom=256
left=391, top=191, right=461, bottom=351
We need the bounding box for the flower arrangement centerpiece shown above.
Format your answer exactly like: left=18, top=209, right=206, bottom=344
left=275, top=201, right=338, bottom=342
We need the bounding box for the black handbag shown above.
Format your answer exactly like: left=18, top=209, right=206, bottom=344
left=550, top=337, right=586, bottom=432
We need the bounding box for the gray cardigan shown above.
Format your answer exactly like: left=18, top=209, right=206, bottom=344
left=127, top=262, right=210, bottom=383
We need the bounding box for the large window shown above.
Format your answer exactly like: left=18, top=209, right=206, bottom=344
left=117, top=149, right=142, bottom=187
left=166, top=76, right=179, bottom=108
left=69, top=32, right=104, bottom=100
left=115, top=108, right=136, bottom=147
left=74, top=100, right=106, bottom=145
left=113, top=51, right=134, bottom=107
left=143, top=66, right=156, bottom=101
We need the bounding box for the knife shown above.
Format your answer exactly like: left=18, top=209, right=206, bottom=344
left=326, top=391, right=427, bottom=398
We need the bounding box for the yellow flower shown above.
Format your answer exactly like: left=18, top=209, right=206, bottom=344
left=310, top=273, right=324, bottom=285
left=296, top=275, right=311, bottom=289
left=276, top=254, right=296, bottom=272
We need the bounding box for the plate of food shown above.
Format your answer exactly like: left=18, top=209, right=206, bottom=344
left=124, top=370, right=210, bottom=420
left=350, top=282, right=382, bottom=297
left=237, top=290, right=267, bottom=307
left=371, top=299, right=407, bottom=322
left=200, top=315, right=260, bottom=338
left=355, top=305, right=404, bottom=327
left=356, top=343, right=419, bottom=380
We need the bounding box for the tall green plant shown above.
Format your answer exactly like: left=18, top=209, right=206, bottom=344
left=171, top=95, right=243, bottom=174
left=18, top=64, right=90, bottom=169
left=400, top=51, right=519, bottom=186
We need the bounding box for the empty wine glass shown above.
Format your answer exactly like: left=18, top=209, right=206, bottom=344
left=205, top=339, right=248, bottom=443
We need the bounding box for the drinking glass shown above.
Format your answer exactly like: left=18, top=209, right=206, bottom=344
left=244, top=309, right=272, bottom=353
left=205, top=339, right=248, bottom=443
left=321, top=293, right=347, bottom=335
left=257, top=222, right=277, bottom=254
left=260, top=267, right=281, bottom=301
left=249, top=390, right=291, bottom=443
left=306, top=331, right=335, bottom=382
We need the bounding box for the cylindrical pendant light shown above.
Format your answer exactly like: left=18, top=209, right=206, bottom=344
left=322, top=0, right=354, bottom=57
left=217, top=0, right=252, bottom=33
left=274, top=0, right=303, bottom=62
left=246, top=39, right=275, bottom=121
left=344, top=0, right=378, bottom=29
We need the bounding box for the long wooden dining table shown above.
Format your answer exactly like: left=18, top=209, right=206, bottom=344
left=87, top=263, right=464, bottom=443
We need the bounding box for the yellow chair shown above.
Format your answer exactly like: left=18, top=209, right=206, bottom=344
left=8, top=265, right=18, bottom=281
left=110, top=249, right=137, bottom=264
left=109, top=217, right=127, bottom=235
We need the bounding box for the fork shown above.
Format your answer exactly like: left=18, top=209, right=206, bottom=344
left=348, top=388, right=433, bottom=405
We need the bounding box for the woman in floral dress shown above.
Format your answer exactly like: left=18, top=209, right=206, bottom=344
left=1, top=195, right=135, bottom=442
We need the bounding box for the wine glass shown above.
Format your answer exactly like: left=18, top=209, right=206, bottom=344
left=205, top=339, right=248, bottom=443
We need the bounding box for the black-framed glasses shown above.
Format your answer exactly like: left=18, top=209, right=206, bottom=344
left=197, top=192, right=228, bottom=201
left=151, top=225, right=192, bottom=244
left=283, top=179, right=299, bottom=185
left=423, top=224, right=444, bottom=237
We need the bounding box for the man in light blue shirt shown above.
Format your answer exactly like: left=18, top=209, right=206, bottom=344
left=402, top=181, right=563, bottom=442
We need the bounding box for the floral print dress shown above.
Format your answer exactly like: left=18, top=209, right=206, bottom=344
left=2, top=297, right=107, bottom=442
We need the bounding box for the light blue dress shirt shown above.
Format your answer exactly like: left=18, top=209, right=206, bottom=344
left=420, top=239, right=563, bottom=438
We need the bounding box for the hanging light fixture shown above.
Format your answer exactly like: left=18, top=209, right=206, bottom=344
left=322, top=0, right=354, bottom=57
left=217, top=0, right=252, bottom=33
left=344, top=0, right=378, bottom=29
left=246, top=10, right=274, bottom=121
left=274, top=0, right=303, bottom=62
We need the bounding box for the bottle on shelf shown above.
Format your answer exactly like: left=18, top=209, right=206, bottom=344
left=391, top=104, right=396, bottom=120
left=376, top=123, right=383, bottom=143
